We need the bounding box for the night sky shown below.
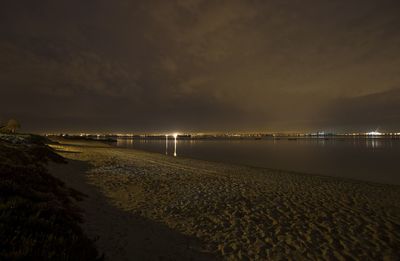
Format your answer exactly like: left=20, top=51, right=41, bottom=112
left=1, top=0, right=400, bottom=133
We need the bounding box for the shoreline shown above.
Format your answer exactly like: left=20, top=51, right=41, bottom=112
left=112, top=137, right=400, bottom=186
left=49, top=138, right=400, bottom=260
left=112, top=141, right=400, bottom=188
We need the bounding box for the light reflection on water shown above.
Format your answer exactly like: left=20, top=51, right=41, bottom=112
left=115, top=138, right=400, bottom=185
left=174, top=138, right=177, bottom=157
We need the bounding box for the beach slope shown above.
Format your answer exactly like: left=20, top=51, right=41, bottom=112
left=49, top=138, right=400, bottom=260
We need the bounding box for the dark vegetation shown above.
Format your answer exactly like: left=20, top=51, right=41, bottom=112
left=0, top=134, right=101, bottom=260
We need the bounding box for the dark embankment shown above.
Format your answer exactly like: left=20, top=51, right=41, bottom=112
left=0, top=134, right=101, bottom=260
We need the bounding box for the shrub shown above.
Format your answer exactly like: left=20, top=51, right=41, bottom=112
left=0, top=136, right=102, bottom=260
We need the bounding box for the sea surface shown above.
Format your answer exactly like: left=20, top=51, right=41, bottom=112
left=114, top=137, right=400, bottom=185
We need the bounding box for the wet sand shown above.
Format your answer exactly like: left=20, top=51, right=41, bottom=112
left=49, top=139, right=400, bottom=260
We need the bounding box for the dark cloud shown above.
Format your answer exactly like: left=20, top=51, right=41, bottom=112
left=320, top=88, right=400, bottom=132
left=1, top=0, right=400, bottom=132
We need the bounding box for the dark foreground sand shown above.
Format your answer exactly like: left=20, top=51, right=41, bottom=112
left=48, top=139, right=400, bottom=260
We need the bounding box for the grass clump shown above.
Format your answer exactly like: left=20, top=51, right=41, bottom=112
left=0, top=134, right=101, bottom=260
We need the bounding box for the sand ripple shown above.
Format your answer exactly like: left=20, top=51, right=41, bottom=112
left=56, top=144, right=400, bottom=260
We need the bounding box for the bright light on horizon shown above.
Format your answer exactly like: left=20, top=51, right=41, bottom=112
left=366, top=131, right=382, bottom=136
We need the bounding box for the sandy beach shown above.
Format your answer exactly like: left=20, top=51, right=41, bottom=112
left=48, top=139, right=400, bottom=260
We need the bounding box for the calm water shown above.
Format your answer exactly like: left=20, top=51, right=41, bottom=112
left=115, top=138, right=400, bottom=185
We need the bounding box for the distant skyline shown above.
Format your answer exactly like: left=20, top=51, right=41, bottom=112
left=1, top=0, right=400, bottom=133
left=46, top=130, right=400, bottom=136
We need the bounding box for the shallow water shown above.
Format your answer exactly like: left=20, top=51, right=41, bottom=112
left=114, top=138, right=400, bottom=185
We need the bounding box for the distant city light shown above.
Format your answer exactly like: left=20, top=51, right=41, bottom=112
left=366, top=131, right=382, bottom=136
left=46, top=130, right=400, bottom=139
